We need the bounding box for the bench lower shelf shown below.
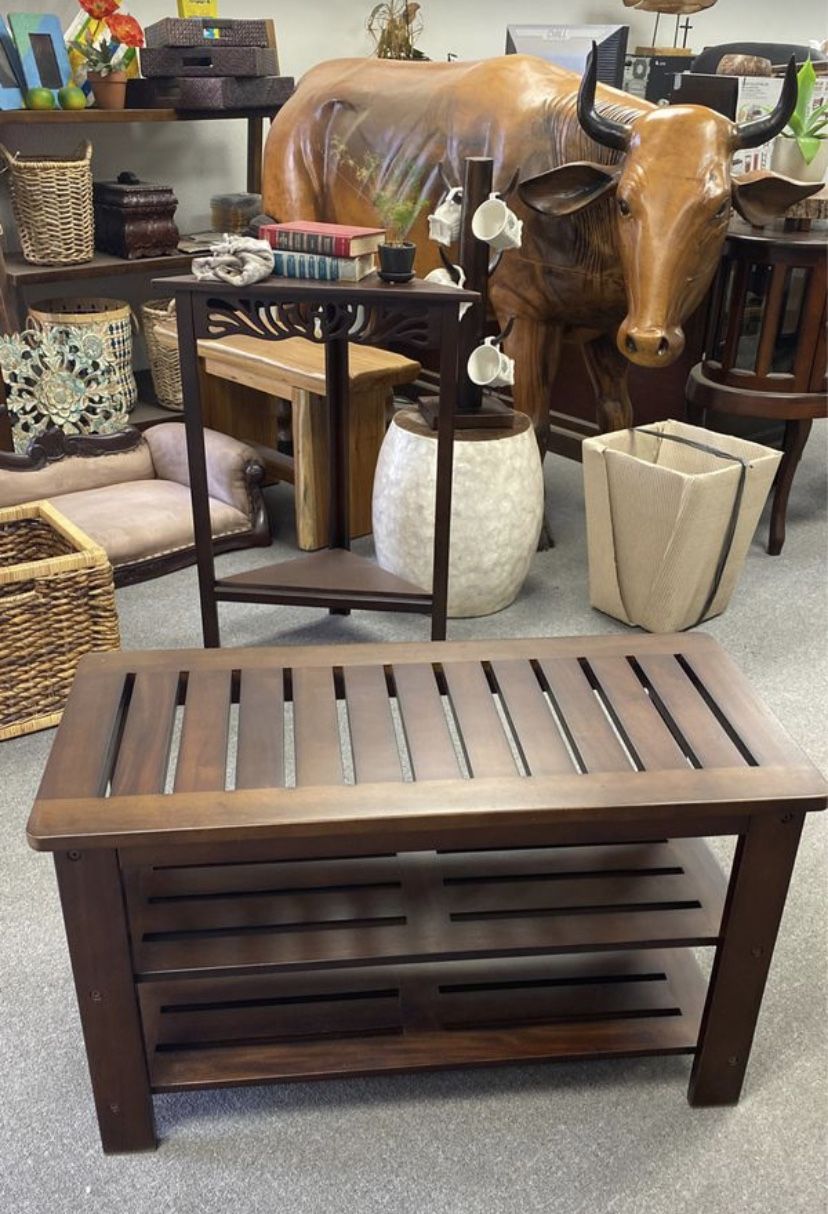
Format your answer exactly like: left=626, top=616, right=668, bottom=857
left=127, top=839, right=722, bottom=1092
left=147, top=948, right=707, bottom=1092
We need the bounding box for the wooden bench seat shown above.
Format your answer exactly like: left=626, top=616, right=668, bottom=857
left=157, top=322, right=420, bottom=550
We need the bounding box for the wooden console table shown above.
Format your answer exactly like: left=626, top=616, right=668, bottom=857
left=163, top=274, right=477, bottom=645
left=27, top=632, right=826, bottom=1152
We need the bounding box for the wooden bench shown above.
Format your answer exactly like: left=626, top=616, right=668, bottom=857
left=157, top=322, right=420, bottom=550
left=27, top=632, right=826, bottom=1152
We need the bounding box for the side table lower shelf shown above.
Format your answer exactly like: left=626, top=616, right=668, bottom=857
left=124, top=838, right=724, bottom=1094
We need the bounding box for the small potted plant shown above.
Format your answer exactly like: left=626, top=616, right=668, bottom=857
left=771, top=58, right=828, bottom=183
left=71, top=3, right=144, bottom=111
left=330, top=139, right=426, bottom=281
left=374, top=190, right=425, bottom=282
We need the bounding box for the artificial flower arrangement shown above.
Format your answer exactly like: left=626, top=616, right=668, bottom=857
left=67, top=0, right=144, bottom=109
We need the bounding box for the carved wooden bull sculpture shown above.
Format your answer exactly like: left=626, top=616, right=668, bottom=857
left=263, top=52, right=815, bottom=439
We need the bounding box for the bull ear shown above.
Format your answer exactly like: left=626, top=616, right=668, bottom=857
left=731, top=170, right=822, bottom=227
left=518, top=162, right=621, bottom=217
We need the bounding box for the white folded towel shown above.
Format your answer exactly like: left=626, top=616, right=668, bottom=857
left=192, top=236, right=273, bottom=287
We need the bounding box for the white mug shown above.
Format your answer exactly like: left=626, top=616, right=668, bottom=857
left=467, top=337, right=515, bottom=388
left=471, top=194, right=523, bottom=252
left=427, top=187, right=463, bottom=246
left=424, top=264, right=472, bottom=319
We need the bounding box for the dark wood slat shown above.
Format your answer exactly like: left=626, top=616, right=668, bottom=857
left=538, top=657, right=632, bottom=773
left=392, top=663, right=461, bottom=780
left=439, top=841, right=680, bottom=878
left=236, top=668, right=285, bottom=790
left=174, top=669, right=232, bottom=793
left=37, top=669, right=128, bottom=800
left=343, top=666, right=403, bottom=784
left=440, top=973, right=680, bottom=1027
left=635, top=654, right=746, bottom=770
left=137, top=884, right=405, bottom=934
left=754, top=262, right=789, bottom=378
left=442, top=661, right=517, bottom=778
left=134, top=854, right=399, bottom=895
left=151, top=994, right=400, bottom=1048
left=292, top=666, right=344, bottom=787
left=490, top=659, right=575, bottom=775
left=587, top=658, right=690, bottom=772
left=111, top=671, right=180, bottom=796
left=677, top=649, right=798, bottom=767
left=444, top=871, right=705, bottom=915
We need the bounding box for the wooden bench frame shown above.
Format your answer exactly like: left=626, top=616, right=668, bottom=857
left=27, top=632, right=826, bottom=1152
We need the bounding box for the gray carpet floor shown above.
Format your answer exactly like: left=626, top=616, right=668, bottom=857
left=2, top=428, right=826, bottom=1214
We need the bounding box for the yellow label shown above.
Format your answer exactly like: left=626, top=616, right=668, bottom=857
left=177, top=0, right=219, bottom=16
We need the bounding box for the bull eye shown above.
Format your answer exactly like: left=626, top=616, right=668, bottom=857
left=618, top=197, right=631, bottom=217
left=714, top=200, right=730, bottom=221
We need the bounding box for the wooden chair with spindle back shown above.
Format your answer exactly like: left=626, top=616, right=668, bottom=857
left=687, top=220, right=827, bottom=554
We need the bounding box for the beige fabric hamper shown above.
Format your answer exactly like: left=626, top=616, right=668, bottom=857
left=582, top=420, right=781, bottom=633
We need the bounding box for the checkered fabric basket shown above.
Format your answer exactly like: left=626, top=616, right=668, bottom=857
left=28, top=298, right=138, bottom=414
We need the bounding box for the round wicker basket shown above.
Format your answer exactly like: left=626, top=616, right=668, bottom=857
left=28, top=297, right=138, bottom=414
left=0, top=142, right=94, bottom=266
left=141, top=298, right=183, bottom=411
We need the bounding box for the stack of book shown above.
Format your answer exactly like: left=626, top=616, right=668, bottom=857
left=260, top=221, right=386, bottom=282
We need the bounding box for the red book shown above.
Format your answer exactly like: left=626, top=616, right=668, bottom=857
left=260, top=220, right=386, bottom=258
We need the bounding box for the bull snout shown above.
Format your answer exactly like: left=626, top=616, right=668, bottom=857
left=617, top=321, right=685, bottom=368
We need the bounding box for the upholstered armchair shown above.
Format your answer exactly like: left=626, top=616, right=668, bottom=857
left=0, top=423, right=270, bottom=585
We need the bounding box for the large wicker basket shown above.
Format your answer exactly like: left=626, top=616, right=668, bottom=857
left=29, top=297, right=138, bottom=414
left=141, top=298, right=183, bottom=410
left=0, top=141, right=94, bottom=266
left=0, top=501, right=120, bottom=741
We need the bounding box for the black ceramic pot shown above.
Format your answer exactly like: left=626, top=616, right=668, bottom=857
left=377, top=241, right=416, bottom=283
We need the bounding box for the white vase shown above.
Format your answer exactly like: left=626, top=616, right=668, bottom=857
left=770, top=136, right=828, bottom=183
left=372, top=408, right=544, bottom=618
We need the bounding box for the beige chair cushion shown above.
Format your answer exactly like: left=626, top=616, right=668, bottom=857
left=0, top=442, right=155, bottom=509
left=52, top=481, right=251, bottom=570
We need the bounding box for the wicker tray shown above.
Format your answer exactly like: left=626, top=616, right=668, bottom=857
left=145, top=17, right=274, bottom=48
left=140, top=45, right=279, bottom=78
left=0, top=501, right=120, bottom=741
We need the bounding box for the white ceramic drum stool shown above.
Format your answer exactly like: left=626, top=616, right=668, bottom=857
left=372, top=408, right=543, bottom=617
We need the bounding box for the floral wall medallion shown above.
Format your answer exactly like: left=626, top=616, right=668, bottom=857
left=0, top=324, right=126, bottom=452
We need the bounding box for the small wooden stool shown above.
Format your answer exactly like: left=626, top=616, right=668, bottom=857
left=158, top=323, right=420, bottom=550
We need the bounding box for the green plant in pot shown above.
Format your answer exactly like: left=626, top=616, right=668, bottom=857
left=331, top=139, right=427, bottom=281
left=771, top=58, right=828, bottom=183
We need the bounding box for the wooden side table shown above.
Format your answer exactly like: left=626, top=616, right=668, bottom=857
left=27, top=633, right=826, bottom=1152
left=161, top=274, right=477, bottom=645
left=687, top=219, right=827, bottom=554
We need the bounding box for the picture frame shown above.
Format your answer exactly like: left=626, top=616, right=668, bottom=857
left=8, top=12, right=73, bottom=102
left=0, top=18, right=26, bottom=110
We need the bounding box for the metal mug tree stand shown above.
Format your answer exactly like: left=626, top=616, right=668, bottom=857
left=420, top=155, right=517, bottom=432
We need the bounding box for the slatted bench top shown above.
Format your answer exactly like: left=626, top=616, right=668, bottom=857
left=28, top=633, right=826, bottom=852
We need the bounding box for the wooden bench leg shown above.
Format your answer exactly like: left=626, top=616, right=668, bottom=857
left=688, top=811, right=804, bottom=1106
left=54, top=850, right=157, bottom=1153
left=293, top=384, right=389, bottom=551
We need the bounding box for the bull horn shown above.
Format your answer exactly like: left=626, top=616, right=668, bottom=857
left=577, top=42, right=629, bottom=152
left=732, top=57, right=798, bottom=150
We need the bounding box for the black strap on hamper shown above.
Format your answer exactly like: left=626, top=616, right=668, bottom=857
left=633, top=428, right=750, bottom=631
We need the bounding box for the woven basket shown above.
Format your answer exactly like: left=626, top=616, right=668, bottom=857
left=28, top=297, right=138, bottom=414
left=0, top=142, right=94, bottom=266
left=141, top=298, right=183, bottom=411
left=0, top=501, right=120, bottom=741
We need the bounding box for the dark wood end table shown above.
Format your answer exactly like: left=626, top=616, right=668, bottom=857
left=28, top=633, right=826, bottom=1152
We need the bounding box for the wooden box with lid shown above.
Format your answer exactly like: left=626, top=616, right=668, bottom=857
left=93, top=172, right=180, bottom=261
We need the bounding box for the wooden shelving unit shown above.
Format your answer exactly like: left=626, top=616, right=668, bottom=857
left=0, top=102, right=292, bottom=449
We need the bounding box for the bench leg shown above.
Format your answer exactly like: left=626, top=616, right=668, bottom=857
left=688, top=811, right=804, bottom=1106
left=54, top=850, right=157, bottom=1153
left=293, top=385, right=389, bottom=551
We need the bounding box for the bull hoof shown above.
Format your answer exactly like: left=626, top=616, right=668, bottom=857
left=537, top=517, right=555, bottom=551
